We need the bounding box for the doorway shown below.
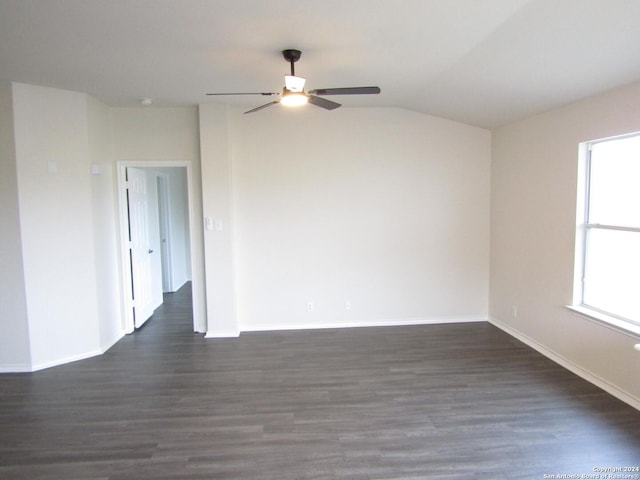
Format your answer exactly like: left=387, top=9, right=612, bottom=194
left=117, top=161, right=200, bottom=334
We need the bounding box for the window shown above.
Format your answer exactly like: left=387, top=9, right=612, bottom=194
left=574, top=132, right=640, bottom=330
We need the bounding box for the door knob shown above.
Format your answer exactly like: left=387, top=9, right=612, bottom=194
left=148, top=249, right=154, bottom=254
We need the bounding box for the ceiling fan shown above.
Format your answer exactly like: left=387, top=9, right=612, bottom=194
left=207, top=49, right=381, bottom=114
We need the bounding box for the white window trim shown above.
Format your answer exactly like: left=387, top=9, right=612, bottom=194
left=565, top=305, right=640, bottom=338
left=570, top=134, right=640, bottom=339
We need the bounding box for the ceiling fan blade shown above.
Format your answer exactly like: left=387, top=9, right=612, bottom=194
left=244, top=101, right=279, bottom=114
left=308, top=86, right=381, bottom=96
left=206, top=92, right=279, bottom=96
left=308, top=95, right=341, bottom=110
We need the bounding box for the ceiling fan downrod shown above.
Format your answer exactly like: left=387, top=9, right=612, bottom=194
left=282, top=49, right=302, bottom=76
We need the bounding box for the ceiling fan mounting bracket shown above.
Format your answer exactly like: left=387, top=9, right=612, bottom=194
left=282, top=49, right=302, bottom=63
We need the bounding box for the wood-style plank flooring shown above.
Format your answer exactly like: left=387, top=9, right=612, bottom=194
left=1, top=283, right=639, bottom=479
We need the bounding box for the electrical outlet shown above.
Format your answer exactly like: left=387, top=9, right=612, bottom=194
left=345, top=301, right=352, bottom=311
left=306, top=301, right=314, bottom=312
left=511, top=305, right=517, bottom=318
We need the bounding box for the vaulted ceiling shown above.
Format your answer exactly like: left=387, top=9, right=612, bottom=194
left=1, top=0, right=639, bottom=128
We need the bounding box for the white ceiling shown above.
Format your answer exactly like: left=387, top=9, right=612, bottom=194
left=1, top=0, right=639, bottom=128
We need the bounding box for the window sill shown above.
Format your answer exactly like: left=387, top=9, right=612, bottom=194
left=565, top=305, right=640, bottom=338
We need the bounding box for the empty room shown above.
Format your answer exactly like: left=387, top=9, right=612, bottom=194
left=1, top=1, right=639, bottom=479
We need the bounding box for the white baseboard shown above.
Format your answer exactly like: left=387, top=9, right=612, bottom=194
left=1, top=352, right=105, bottom=373
left=29, top=348, right=105, bottom=372
left=0, top=331, right=125, bottom=373
left=489, top=316, right=640, bottom=411
left=100, top=330, right=125, bottom=354
left=236, top=315, right=488, bottom=334
left=205, top=328, right=240, bottom=338
left=0, top=363, right=33, bottom=373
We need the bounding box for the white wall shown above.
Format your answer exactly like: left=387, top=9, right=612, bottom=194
left=490, top=80, right=640, bottom=408
left=87, top=95, right=123, bottom=351
left=199, top=105, right=238, bottom=337
left=200, top=105, right=491, bottom=334
left=0, top=82, right=31, bottom=371
left=111, top=107, right=206, bottom=331
left=12, top=83, right=101, bottom=369
left=0, top=89, right=206, bottom=371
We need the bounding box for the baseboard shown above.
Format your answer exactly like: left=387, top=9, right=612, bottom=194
left=29, top=348, right=105, bottom=372
left=0, top=349, right=105, bottom=373
left=239, top=315, right=488, bottom=334
left=0, top=330, right=126, bottom=373
left=0, top=363, right=33, bottom=373
left=489, top=316, right=640, bottom=411
left=100, top=330, right=126, bottom=354
left=205, top=328, right=240, bottom=338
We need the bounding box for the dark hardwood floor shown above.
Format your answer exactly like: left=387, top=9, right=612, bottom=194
left=1, top=283, right=639, bottom=479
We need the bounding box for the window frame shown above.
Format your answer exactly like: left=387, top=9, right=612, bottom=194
left=569, top=132, right=640, bottom=336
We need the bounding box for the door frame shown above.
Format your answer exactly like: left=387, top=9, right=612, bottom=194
left=117, top=160, right=200, bottom=334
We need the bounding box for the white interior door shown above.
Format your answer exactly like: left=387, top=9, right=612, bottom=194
left=157, top=174, right=173, bottom=293
left=127, top=167, right=154, bottom=327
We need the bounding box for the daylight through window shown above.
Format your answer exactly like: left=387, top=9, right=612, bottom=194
left=577, top=133, right=640, bottom=327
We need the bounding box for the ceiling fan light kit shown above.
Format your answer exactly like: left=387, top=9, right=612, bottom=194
left=284, top=75, right=306, bottom=92
left=207, top=49, right=381, bottom=114
left=280, top=90, right=308, bottom=107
